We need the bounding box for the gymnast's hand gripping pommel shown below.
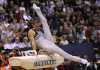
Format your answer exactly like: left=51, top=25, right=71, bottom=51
left=32, top=3, right=90, bottom=66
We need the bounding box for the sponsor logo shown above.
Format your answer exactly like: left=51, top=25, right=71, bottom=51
left=34, top=60, right=56, bottom=66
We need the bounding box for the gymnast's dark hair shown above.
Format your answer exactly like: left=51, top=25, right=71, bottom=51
left=28, top=17, right=40, bottom=29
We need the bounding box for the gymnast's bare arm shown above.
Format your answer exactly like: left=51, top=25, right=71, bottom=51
left=28, top=29, right=37, bottom=50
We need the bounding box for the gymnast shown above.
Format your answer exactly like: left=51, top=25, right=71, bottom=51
left=28, top=4, right=90, bottom=66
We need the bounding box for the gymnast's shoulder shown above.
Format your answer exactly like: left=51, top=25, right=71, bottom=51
left=28, top=29, right=36, bottom=38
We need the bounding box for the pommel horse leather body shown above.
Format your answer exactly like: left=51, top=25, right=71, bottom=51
left=9, top=53, right=64, bottom=69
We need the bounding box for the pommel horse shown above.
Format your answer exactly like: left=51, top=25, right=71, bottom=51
left=9, top=53, right=64, bottom=70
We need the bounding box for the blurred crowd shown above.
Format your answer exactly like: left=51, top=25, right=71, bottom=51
left=0, top=0, right=100, bottom=69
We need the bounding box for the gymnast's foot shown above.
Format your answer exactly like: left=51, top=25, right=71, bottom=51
left=32, top=3, right=40, bottom=11
left=81, top=59, right=90, bottom=66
